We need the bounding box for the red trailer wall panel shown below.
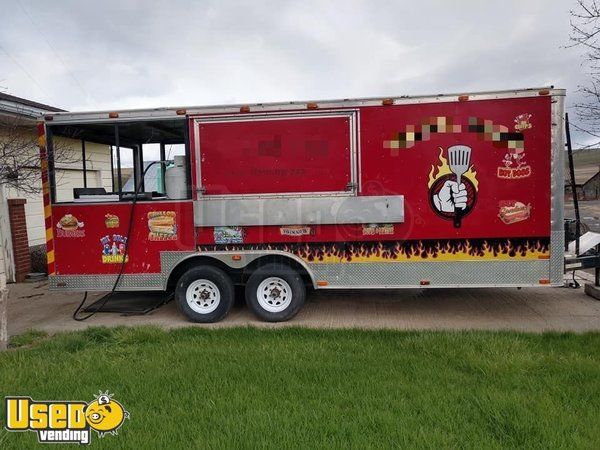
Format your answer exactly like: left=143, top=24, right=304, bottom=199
left=52, top=201, right=195, bottom=275
left=195, top=96, right=551, bottom=255
left=358, top=96, right=551, bottom=240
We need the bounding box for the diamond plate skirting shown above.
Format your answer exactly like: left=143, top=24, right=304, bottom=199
left=48, top=273, right=164, bottom=291
left=307, top=260, right=551, bottom=288
left=49, top=252, right=555, bottom=291
left=160, top=251, right=197, bottom=279
left=48, top=251, right=197, bottom=292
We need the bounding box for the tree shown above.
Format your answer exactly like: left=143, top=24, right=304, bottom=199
left=570, top=0, right=600, bottom=146
left=0, top=113, right=78, bottom=195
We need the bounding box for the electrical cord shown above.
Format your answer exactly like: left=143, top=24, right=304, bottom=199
left=73, top=161, right=167, bottom=321
left=568, top=271, right=581, bottom=289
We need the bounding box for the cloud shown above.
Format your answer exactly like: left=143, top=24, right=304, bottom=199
left=0, top=0, right=592, bottom=143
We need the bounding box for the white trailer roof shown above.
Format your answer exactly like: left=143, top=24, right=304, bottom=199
left=45, top=87, right=565, bottom=125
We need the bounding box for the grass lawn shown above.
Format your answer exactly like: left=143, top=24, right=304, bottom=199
left=1, top=326, right=599, bottom=449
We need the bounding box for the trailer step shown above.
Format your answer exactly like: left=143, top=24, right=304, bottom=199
left=83, top=291, right=173, bottom=315
left=568, top=232, right=600, bottom=256
left=585, top=283, right=600, bottom=301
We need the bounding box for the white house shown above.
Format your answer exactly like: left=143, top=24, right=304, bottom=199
left=0, top=93, right=112, bottom=282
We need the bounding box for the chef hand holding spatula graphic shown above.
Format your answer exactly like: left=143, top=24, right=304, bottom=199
left=432, top=145, right=472, bottom=228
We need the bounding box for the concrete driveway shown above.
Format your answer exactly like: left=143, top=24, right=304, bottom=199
left=6, top=274, right=600, bottom=337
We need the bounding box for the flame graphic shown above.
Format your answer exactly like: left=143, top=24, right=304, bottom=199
left=200, top=238, right=549, bottom=264
left=428, top=147, right=479, bottom=189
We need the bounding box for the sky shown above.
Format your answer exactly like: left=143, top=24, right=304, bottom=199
left=0, top=0, right=595, bottom=147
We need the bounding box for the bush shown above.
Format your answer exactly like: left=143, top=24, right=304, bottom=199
left=29, top=244, right=47, bottom=274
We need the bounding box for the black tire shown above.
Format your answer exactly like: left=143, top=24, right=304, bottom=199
left=245, top=263, right=305, bottom=322
left=175, top=265, right=234, bottom=323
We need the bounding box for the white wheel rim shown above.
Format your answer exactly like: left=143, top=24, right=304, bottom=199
left=186, top=279, right=220, bottom=314
left=257, top=277, right=292, bottom=313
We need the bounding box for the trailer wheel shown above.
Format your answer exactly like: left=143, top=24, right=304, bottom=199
left=176, top=266, right=234, bottom=323
left=245, top=263, right=305, bottom=322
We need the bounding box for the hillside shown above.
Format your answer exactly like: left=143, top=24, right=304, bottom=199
left=567, top=148, right=600, bottom=184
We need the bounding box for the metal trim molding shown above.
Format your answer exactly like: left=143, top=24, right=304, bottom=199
left=194, top=195, right=404, bottom=227
left=550, top=95, right=565, bottom=285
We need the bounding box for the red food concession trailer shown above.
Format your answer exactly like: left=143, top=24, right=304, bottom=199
left=39, top=87, right=566, bottom=322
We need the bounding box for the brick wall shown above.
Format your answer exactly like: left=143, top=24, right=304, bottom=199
left=8, top=199, right=31, bottom=282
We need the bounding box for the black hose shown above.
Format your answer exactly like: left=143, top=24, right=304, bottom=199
left=72, top=291, right=89, bottom=321
left=568, top=271, right=581, bottom=289
left=73, top=161, right=167, bottom=321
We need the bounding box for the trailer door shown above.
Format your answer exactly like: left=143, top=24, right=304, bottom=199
left=191, top=112, right=356, bottom=196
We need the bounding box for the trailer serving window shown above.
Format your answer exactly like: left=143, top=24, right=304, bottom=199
left=47, top=119, right=191, bottom=203
left=192, top=112, right=357, bottom=197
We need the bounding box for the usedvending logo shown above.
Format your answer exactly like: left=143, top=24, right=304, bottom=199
left=4, top=392, right=129, bottom=445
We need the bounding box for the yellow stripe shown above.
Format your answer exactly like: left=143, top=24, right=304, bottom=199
left=44, top=205, right=51, bottom=218
left=307, top=250, right=550, bottom=264
left=47, top=250, right=55, bottom=264
left=38, top=135, right=46, bottom=147
left=45, top=228, right=53, bottom=242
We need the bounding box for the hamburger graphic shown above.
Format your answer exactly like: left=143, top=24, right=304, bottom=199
left=57, top=214, right=80, bottom=231
left=147, top=211, right=177, bottom=241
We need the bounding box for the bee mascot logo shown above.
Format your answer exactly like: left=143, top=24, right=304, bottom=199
left=84, top=392, right=128, bottom=437
left=4, top=391, right=129, bottom=445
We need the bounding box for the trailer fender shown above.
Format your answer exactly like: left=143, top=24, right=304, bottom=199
left=162, top=250, right=318, bottom=290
